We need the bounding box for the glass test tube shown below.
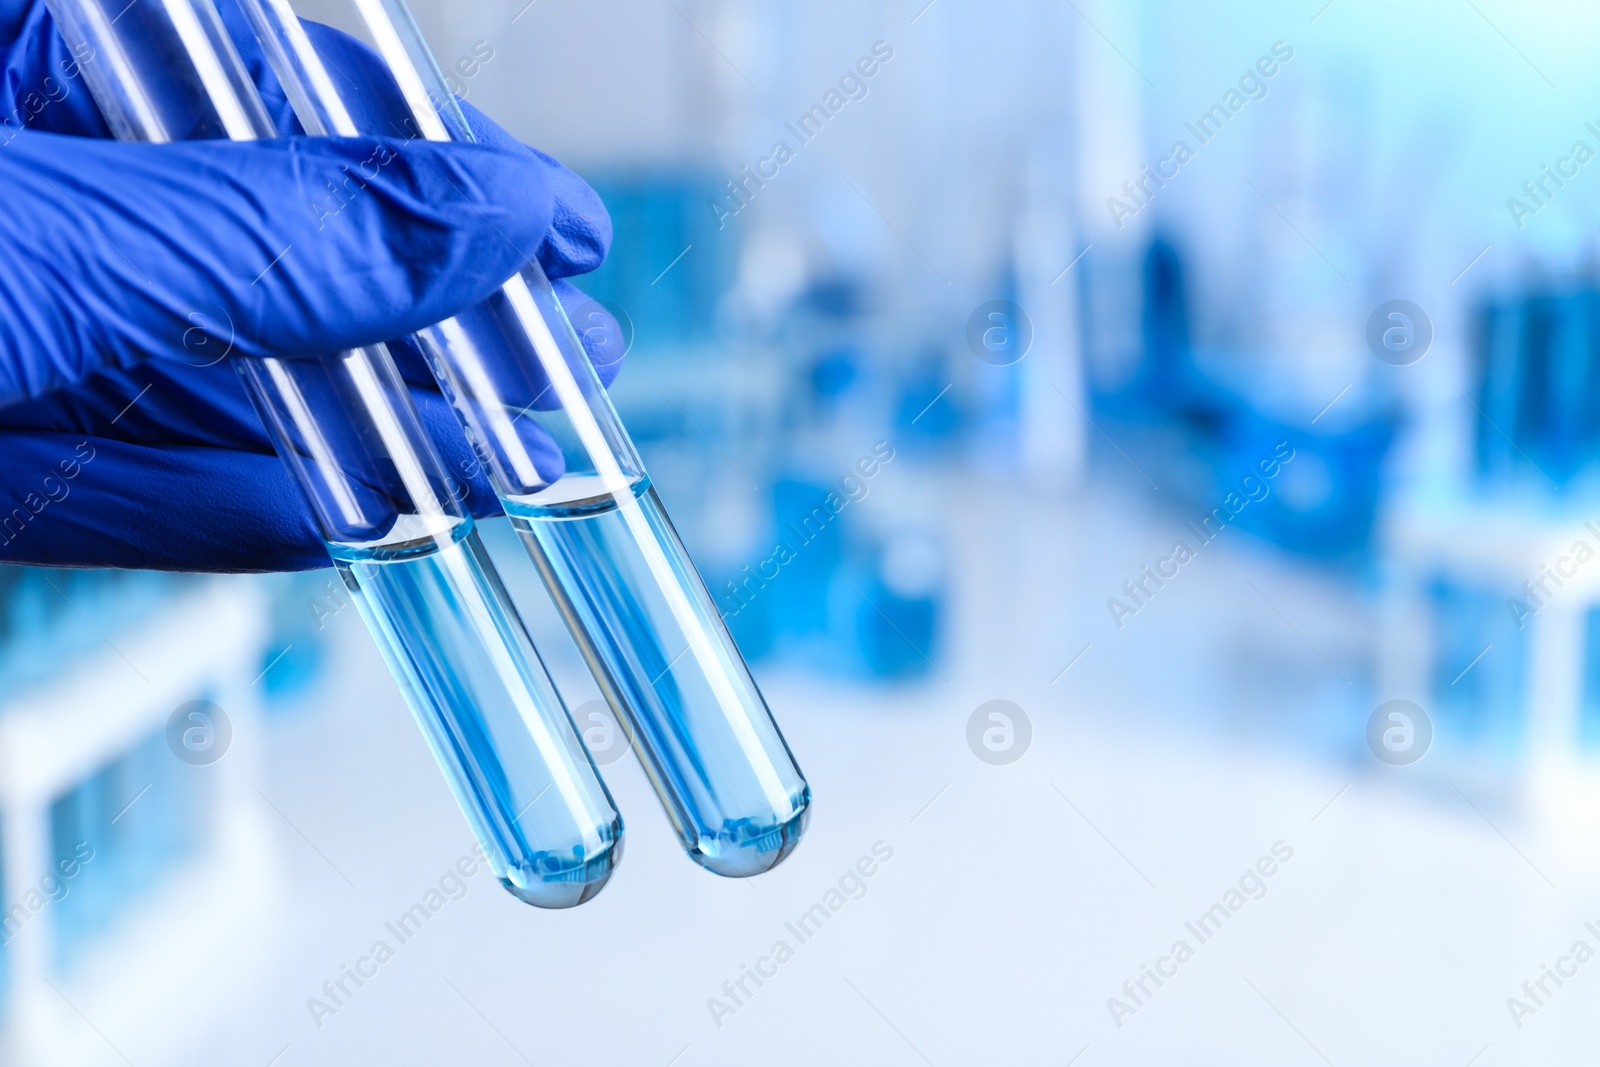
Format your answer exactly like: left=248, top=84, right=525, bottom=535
left=238, top=0, right=811, bottom=877
left=44, top=0, right=622, bottom=907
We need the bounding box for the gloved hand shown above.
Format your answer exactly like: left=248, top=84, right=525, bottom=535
left=0, top=0, right=624, bottom=571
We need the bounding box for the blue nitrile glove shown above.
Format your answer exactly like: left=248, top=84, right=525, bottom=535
left=0, top=0, right=623, bottom=571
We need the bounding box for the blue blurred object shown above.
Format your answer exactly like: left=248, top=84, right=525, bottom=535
left=0, top=567, right=197, bottom=693
left=0, top=565, right=217, bottom=977
left=1138, top=235, right=1195, bottom=408
left=799, top=277, right=870, bottom=320
left=716, top=478, right=844, bottom=654
left=717, top=477, right=942, bottom=679
left=1090, top=235, right=1398, bottom=558
left=50, top=725, right=208, bottom=971
left=1473, top=284, right=1600, bottom=490
left=768, top=479, right=846, bottom=636
left=256, top=571, right=343, bottom=706
left=1427, top=577, right=1527, bottom=754
left=580, top=173, right=734, bottom=348
left=1581, top=605, right=1600, bottom=749
left=1221, top=416, right=1394, bottom=557
left=893, top=348, right=962, bottom=444
left=809, top=347, right=860, bottom=400
left=842, top=535, right=941, bottom=678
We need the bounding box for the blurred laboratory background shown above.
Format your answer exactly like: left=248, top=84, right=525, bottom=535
left=8, top=0, right=1600, bottom=1063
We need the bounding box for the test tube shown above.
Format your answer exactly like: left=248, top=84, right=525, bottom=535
left=45, top=0, right=623, bottom=907
left=238, top=0, right=811, bottom=877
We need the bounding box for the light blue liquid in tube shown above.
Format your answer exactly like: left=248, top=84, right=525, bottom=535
left=45, top=0, right=622, bottom=907
left=241, top=0, right=810, bottom=876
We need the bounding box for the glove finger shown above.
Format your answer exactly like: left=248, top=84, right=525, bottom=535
left=1, top=343, right=575, bottom=512
left=0, top=127, right=556, bottom=408
left=0, top=361, right=253, bottom=445
left=0, top=423, right=532, bottom=571
left=0, top=357, right=574, bottom=570
left=460, top=105, right=611, bottom=281
left=0, top=429, right=326, bottom=571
